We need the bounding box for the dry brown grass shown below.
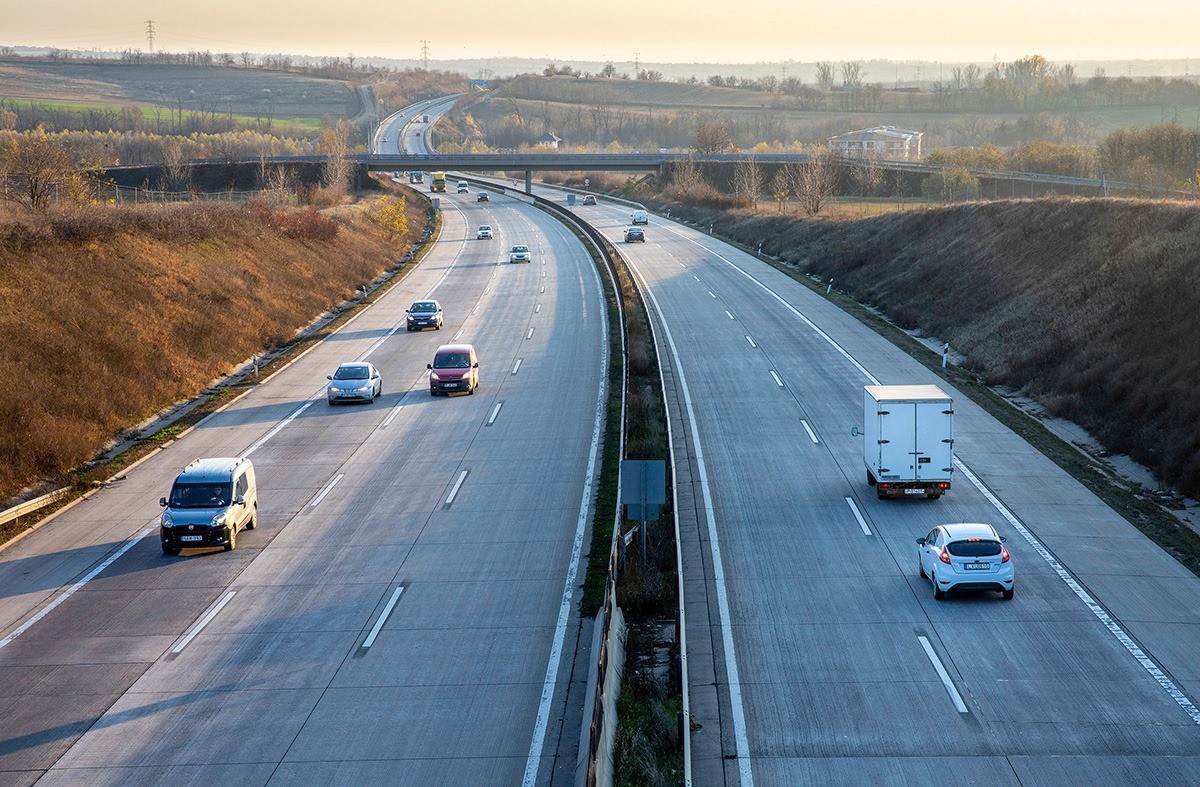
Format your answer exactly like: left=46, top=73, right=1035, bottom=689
left=650, top=195, right=1200, bottom=497
left=0, top=197, right=426, bottom=500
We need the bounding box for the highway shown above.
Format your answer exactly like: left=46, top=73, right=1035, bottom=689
left=549, top=194, right=1200, bottom=784
left=0, top=99, right=604, bottom=785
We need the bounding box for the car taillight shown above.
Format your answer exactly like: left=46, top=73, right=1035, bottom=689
left=939, top=548, right=951, bottom=565
left=1001, top=546, right=1010, bottom=563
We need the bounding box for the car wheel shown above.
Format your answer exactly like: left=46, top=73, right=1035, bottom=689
left=918, top=555, right=926, bottom=578
left=225, top=526, right=237, bottom=552
left=430, top=389, right=437, bottom=397
left=162, top=544, right=180, bottom=556
left=933, top=574, right=945, bottom=600
left=1003, top=587, right=1015, bottom=600
left=245, top=506, right=257, bottom=530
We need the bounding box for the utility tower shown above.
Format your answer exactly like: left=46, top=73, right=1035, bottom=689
left=420, top=40, right=430, bottom=71
left=145, top=20, right=155, bottom=53
left=634, top=52, right=640, bottom=75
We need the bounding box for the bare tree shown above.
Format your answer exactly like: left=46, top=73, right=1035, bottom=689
left=0, top=131, right=73, bottom=210
left=159, top=137, right=191, bottom=192
left=318, top=120, right=353, bottom=193
left=791, top=154, right=836, bottom=216
left=733, top=156, right=763, bottom=209
left=853, top=156, right=883, bottom=198
left=671, top=154, right=704, bottom=200
left=769, top=168, right=790, bottom=212
left=815, top=62, right=836, bottom=92
left=840, top=60, right=865, bottom=90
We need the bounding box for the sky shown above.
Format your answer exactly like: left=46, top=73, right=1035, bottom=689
left=5, top=0, right=1200, bottom=64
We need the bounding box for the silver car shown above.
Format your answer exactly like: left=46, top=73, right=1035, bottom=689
left=509, top=244, right=531, bottom=263
left=326, top=362, right=382, bottom=404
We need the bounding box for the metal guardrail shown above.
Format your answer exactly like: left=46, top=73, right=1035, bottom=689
left=0, top=488, right=71, bottom=530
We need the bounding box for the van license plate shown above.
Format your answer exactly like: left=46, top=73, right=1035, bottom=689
left=180, top=535, right=203, bottom=542
left=904, top=488, right=925, bottom=495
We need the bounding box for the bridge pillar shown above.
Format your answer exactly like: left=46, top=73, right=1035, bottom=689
left=525, top=170, right=532, bottom=195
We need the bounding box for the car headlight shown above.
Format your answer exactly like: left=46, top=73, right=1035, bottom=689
left=210, top=514, right=226, bottom=527
left=160, top=512, right=173, bottom=527
left=430, top=372, right=440, bottom=381
left=358, top=384, right=372, bottom=392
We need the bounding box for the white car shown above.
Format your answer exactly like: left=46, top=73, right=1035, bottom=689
left=477, top=225, right=494, bottom=240
left=326, top=362, right=382, bottom=405
left=457, top=181, right=470, bottom=193
left=917, top=523, right=1014, bottom=600
left=509, top=244, right=531, bottom=263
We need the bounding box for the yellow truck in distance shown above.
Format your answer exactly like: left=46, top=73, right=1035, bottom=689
left=431, top=172, right=447, bottom=193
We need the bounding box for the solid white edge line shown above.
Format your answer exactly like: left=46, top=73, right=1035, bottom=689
left=308, top=473, right=345, bottom=508
left=526, top=327, right=534, bottom=339
left=487, top=402, right=503, bottom=425
left=383, top=403, right=405, bottom=427
left=801, top=419, right=820, bottom=444
left=522, top=212, right=608, bottom=787
left=244, top=401, right=314, bottom=457
left=746, top=336, right=757, bottom=348
left=445, top=469, right=469, bottom=506
left=637, top=275, right=754, bottom=785
left=512, top=358, right=523, bottom=375
left=0, top=524, right=155, bottom=652
left=844, top=496, right=872, bottom=536
left=171, top=590, right=237, bottom=655
left=769, top=370, right=784, bottom=387
left=361, top=586, right=405, bottom=649
left=660, top=214, right=1200, bottom=727
left=918, top=635, right=969, bottom=713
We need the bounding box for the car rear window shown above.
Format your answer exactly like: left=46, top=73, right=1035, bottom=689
left=947, top=540, right=1002, bottom=557
left=334, top=366, right=370, bottom=380
left=434, top=353, right=471, bottom=369
left=170, top=483, right=232, bottom=508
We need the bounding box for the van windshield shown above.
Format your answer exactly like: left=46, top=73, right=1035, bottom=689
left=434, top=353, right=471, bottom=369
left=170, top=483, right=232, bottom=508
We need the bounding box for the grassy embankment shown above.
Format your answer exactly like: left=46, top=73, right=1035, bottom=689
left=637, top=193, right=1200, bottom=572
left=0, top=196, right=427, bottom=510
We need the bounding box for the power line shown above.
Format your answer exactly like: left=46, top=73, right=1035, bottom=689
left=145, top=20, right=155, bottom=53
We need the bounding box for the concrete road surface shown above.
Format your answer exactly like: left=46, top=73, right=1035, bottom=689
left=558, top=194, right=1200, bottom=785
left=0, top=181, right=605, bottom=785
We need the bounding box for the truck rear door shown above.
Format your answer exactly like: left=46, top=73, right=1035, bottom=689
left=914, top=401, right=953, bottom=480
left=877, top=402, right=917, bottom=480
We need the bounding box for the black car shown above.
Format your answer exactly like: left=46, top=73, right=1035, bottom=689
left=624, top=227, right=646, bottom=243
left=583, top=195, right=597, bottom=205
left=477, top=192, right=490, bottom=202
left=406, top=299, right=444, bottom=331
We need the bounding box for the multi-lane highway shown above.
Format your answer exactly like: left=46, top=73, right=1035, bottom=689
left=553, top=194, right=1200, bottom=784
left=0, top=102, right=604, bottom=785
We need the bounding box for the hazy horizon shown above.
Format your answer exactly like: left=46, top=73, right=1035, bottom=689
left=5, top=0, right=1200, bottom=66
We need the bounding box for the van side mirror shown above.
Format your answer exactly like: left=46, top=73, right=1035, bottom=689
left=473, top=362, right=479, bottom=368
left=427, top=363, right=433, bottom=370
left=851, top=427, right=860, bottom=437
left=915, top=538, right=925, bottom=546
left=160, top=497, right=168, bottom=507
left=236, top=495, right=246, bottom=506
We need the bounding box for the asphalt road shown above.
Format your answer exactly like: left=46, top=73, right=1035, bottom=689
left=0, top=133, right=604, bottom=784
left=553, top=195, right=1200, bottom=785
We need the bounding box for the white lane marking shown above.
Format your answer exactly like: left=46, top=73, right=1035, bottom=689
left=801, top=420, right=820, bottom=443
left=308, top=474, right=345, bottom=508
left=172, top=590, right=237, bottom=655
left=725, top=310, right=734, bottom=320
left=634, top=274, right=754, bottom=785
left=445, top=469, right=469, bottom=506
left=955, top=460, right=1200, bottom=725
left=471, top=304, right=479, bottom=316
left=484, top=287, right=491, bottom=295
left=244, top=401, right=313, bottom=457
left=542, top=270, right=546, bottom=278
left=383, top=403, right=405, bottom=427
left=453, top=328, right=465, bottom=341
left=426, top=206, right=470, bottom=296
left=0, top=524, right=154, bottom=652
left=918, top=635, right=969, bottom=713
left=512, top=358, right=523, bottom=375
left=661, top=216, right=1200, bottom=726
left=535, top=303, right=541, bottom=313
left=693, top=275, right=700, bottom=281
left=359, top=323, right=403, bottom=360
left=361, top=587, right=405, bottom=649
left=526, top=327, right=534, bottom=340
left=487, top=402, right=503, bottom=425
left=845, top=497, right=872, bottom=536
left=745, top=335, right=757, bottom=348
left=708, top=291, right=717, bottom=299
left=769, top=370, right=784, bottom=387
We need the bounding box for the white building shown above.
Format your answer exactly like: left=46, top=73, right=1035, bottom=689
left=827, top=126, right=923, bottom=160
left=534, top=132, right=561, bottom=150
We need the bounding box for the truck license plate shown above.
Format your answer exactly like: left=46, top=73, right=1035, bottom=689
left=904, top=488, right=925, bottom=495
left=180, top=535, right=203, bottom=542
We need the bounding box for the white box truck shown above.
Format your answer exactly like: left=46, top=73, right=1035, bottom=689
left=861, top=385, right=954, bottom=499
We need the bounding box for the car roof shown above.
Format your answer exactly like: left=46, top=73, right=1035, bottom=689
left=435, top=343, right=475, bottom=354
left=940, top=523, right=1000, bottom=540
left=337, top=361, right=371, bottom=369
left=176, top=457, right=247, bottom=483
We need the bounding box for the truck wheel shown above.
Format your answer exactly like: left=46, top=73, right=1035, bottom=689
left=877, top=490, right=888, bottom=500
left=926, top=492, right=942, bottom=500
left=867, top=472, right=876, bottom=487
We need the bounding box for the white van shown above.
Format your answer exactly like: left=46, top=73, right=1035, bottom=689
left=631, top=209, right=649, bottom=225
left=457, top=181, right=470, bottom=193
left=159, top=457, right=258, bottom=554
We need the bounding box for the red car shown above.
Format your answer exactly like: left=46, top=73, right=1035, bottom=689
left=428, top=344, right=480, bottom=395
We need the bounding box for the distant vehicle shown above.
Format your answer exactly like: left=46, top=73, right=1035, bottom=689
left=509, top=244, right=532, bottom=263
left=917, top=523, right=1014, bottom=600
left=859, top=385, right=954, bottom=499
left=406, top=300, right=443, bottom=331
left=582, top=195, right=597, bottom=206
left=477, top=192, right=490, bottom=202
left=422, top=114, right=430, bottom=123
left=326, top=362, right=382, bottom=404
left=410, top=172, right=424, bottom=184
left=624, top=227, right=646, bottom=242
left=159, top=457, right=257, bottom=555
left=477, top=225, right=494, bottom=240
left=630, top=209, right=649, bottom=225
left=431, top=172, right=447, bottom=193
left=457, top=181, right=470, bottom=193
left=429, top=343, right=480, bottom=395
